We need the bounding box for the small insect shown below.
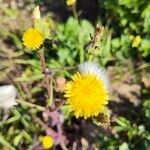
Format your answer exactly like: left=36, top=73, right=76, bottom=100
left=84, top=26, right=104, bottom=54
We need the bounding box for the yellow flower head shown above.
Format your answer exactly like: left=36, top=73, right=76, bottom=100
left=65, top=62, right=109, bottom=119
left=41, top=135, right=54, bottom=149
left=132, top=35, right=141, bottom=48
left=22, top=28, right=44, bottom=50
left=66, top=0, right=76, bottom=6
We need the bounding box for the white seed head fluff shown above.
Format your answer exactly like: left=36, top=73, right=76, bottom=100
left=78, top=61, right=109, bottom=89
left=0, top=85, right=18, bottom=109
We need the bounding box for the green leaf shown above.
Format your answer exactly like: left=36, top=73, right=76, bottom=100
left=0, top=136, right=16, bottom=150
left=144, top=11, right=150, bottom=32
left=61, top=105, right=72, bottom=121
left=141, top=37, right=150, bottom=57
left=34, top=19, right=50, bottom=39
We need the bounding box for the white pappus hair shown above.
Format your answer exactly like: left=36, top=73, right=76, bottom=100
left=0, top=85, right=18, bottom=109
left=78, top=61, right=109, bottom=88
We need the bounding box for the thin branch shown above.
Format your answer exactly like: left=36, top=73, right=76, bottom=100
left=38, top=48, right=54, bottom=109
left=46, top=66, right=77, bottom=74
left=18, top=100, right=45, bottom=111
left=71, top=4, right=78, bottom=20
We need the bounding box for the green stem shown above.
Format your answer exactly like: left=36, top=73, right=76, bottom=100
left=71, top=4, right=78, bottom=20
left=89, top=55, right=94, bottom=61
left=18, top=99, right=45, bottom=111
left=47, top=75, right=54, bottom=108
left=0, top=136, right=15, bottom=150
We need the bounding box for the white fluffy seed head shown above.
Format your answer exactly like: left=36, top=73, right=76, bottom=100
left=0, top=85, right=18, bottom=109
left=78, top=61, right=109, bottom=88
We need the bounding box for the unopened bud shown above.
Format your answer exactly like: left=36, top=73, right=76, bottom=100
left=33, top=5, right=41, bottom=20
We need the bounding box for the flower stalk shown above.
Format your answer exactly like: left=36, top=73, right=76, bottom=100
left=71, top=4, right=78, bottom=20
left=38, top=47, right=54, bottom=109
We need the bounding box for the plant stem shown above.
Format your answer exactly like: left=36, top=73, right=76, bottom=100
left=47, top=66, right=76, bottom=74
left=18, top=100, right=45, bottom=111
left=34, top=117, right=57, bottom=136
left=57, top=123, right=68, bottom=150
left=71, top=4, right=78, bottom=20
left=89, top=54, right=94, bottom=61
left=38, top=48, right=54, bottom=109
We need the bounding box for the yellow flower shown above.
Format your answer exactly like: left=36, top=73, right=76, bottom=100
left=66, top=0, right=76, bottom=6
left=132, top=35, right=141, bottom=48
left=22, top=28, right=44, bottom=50
left=65, top=62, right=109, bottom=119
left=41, top=136, right=54, bottom=149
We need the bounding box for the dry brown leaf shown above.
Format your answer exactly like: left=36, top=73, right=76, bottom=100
left=55, top=77, right=66, bottom=93
left=142, top=76, right=150, bottom=89
left=81, top=138, right=89, bottom=150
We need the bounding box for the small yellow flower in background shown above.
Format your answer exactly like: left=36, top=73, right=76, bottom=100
left=22, top=28, right=44, bottom=50
left=132, top=35, right=142, bottom=48
left=41, top=135, right=54, bottom=149
left=33, top=5, right=41, bottom=19
left=66, top=0, right=76, bottom=6
left=65, top=62, right=109, bottom=119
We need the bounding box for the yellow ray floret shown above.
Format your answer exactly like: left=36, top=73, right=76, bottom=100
left=22, top=28, right=44, bottom=50
left=65, top=72, right=109, bottom=119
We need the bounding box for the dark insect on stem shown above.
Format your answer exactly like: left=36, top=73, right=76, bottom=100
left=84, top=26, right=104, bottom=55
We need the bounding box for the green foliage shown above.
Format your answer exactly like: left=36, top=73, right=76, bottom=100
left=141, top=36, right=150, bottom=57
left=49, top=18, right=113, bottom=67
left=34, top=19, right=51, bottom=39
left=0, top=107, right=40, bottom=149
left=49, top=17, right=94, bottom=67
left=144, top=12, right=150, bottom=32
left=100, top=0, right=150, bottom=59
left=97, top=96, right=150, bottom=149
left=143, top=99, right=150, bottom=119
